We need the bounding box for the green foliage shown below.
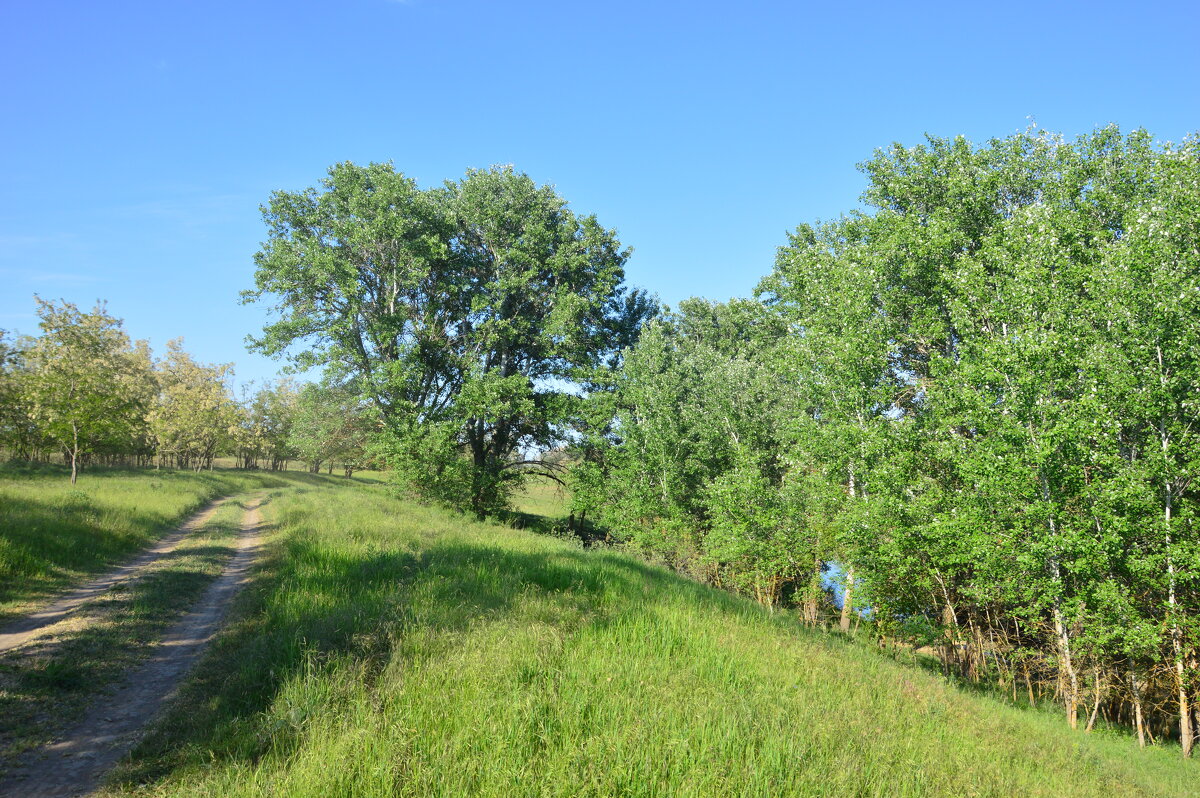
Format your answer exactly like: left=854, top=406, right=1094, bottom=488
left=288, top=382, right=374, bottom=475
left=702, top=455, right=806, bottom=606
left=589, top=126, right=1200, bottom=747
left=149, top=340, right=237, bottom=470
left=0, top=330, right=35, bottom=458
left=20, top=298, right=153, bottom=482
left=245, top=162, right=654, bottom=516
left=232, top=380, right=299, bottom=470
left=591, top=298, right=820, bottom=593
left=0, top=299, right=283, bottom=478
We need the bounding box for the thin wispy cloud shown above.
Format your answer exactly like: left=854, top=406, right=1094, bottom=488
left=100, top=193, right=252, bottom=229
left=0, top=266, right=103, bottom=287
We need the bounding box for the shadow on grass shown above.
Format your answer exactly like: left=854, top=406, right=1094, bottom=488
left=112, top=523, right=758, bottom=788
left=0, top=495, right=155, bottom=606
left=0, top=467, right=351, bottom=614
left=500, top=508, right=612, bottom=547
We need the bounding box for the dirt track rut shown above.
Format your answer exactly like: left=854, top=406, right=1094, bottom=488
left=0, top=497, right=231, bottom=655
left=0, top=495, right=267, bottom=797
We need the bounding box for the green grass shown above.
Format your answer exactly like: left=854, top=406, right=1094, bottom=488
left=0, top=464, right=343, bottom=619
left=102, top=482, right=1195, bottom=797
left=510, top=476, right=570, bottom=520
left=0, top=497, right=254, bottom=764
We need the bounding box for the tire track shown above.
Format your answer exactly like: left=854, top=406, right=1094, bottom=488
left=0, top=497, right=231, bottom=655
left=0, top=495, right=268, bottom=797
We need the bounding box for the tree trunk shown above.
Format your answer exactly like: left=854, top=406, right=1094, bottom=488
left=799, top=557, right=822, bottom=626
left=1176, top=656, right=1192, bottom=757
left=839, top=567, right=855, bottom=633
left=1130, top=667, right=1147, bottom=748
left=1156, top=366, right=1192, bottom=758
left=841, top=464, right=858, bottom=634
left=69, top=421, right=79, bottom=485
left=1053, top=605, right=1079, bottom=730
left=1085, top=665, right=1103, bottom=732
left=1162, top=471, right=1192, bottom=757
left=1044, top=491, right=1078, bottom=730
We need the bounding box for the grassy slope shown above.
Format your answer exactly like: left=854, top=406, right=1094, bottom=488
left=0, top=465, right=326, bottom=618
left=105, top=482, right=1194, bottom=797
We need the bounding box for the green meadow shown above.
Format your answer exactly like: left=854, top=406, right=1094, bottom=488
left=94, top=479, right=1193, bottom=797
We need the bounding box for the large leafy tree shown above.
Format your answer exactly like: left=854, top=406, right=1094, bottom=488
left=595, top=127, right=1200, bottom=752
left=288, top=381, right=374, bottom=476
left=761, top=217, right=902, bottom=630
left=245, top=162, right=653, bottom=516
left=594, top=299, right=820, bottom=606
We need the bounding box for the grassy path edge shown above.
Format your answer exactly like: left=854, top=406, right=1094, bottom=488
left=0, top=494, right=269, bottom=798
left=0, top=496, right=233, bottom=655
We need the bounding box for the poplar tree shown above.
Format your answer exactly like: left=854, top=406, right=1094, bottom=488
left=598, top=127, right=1200, bottom=750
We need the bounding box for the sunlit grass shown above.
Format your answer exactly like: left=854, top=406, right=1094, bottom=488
left=510, top=476, right=570, bottom=519
left=107, top=482, right=1195, bottom=797
left=0, top=464, right=338, bottom=618
left=0, top=500, right=250, bottom=763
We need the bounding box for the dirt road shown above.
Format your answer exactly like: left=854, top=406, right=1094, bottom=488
left=0, top=495, right=268, bottom=797
left=0, top=497, right=231, bottom=655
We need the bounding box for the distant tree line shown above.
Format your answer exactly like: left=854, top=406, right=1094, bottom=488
left=0, top=298, right=376, bottom=481
left=246, top=129, right=1200, bottom=754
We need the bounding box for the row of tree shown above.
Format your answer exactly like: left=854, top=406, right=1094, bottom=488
left=243, top=130, right=1200, bottom=754
left=0, top=299, right=375, bottom=481
left=570, top=127, right=1200, bottom=754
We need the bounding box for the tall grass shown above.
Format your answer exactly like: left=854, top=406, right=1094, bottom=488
left=108, top=483, right=1195, bottom=797
left=0, top=464, right=336, bottom=618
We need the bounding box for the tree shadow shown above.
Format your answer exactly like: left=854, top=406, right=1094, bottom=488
left=0, top=468, right=338, bottom=615
left=0, top=495, right=153, bottom=609
left=500, top=508, right=612, bottom=547
left=111, top=523, right=757, bottom=787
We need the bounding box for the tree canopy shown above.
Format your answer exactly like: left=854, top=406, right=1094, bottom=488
left=21, top=299, right=151, bottom=483
left=245, top=162, right=655, bottom=516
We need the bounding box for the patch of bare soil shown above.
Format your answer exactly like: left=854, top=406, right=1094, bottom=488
left=0, top=497, right=231, bottom=655
left=0, top=496, right=267, bottom=797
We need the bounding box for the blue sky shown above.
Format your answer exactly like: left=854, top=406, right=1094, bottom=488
left=2, top=0, right=1197, bottom=385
